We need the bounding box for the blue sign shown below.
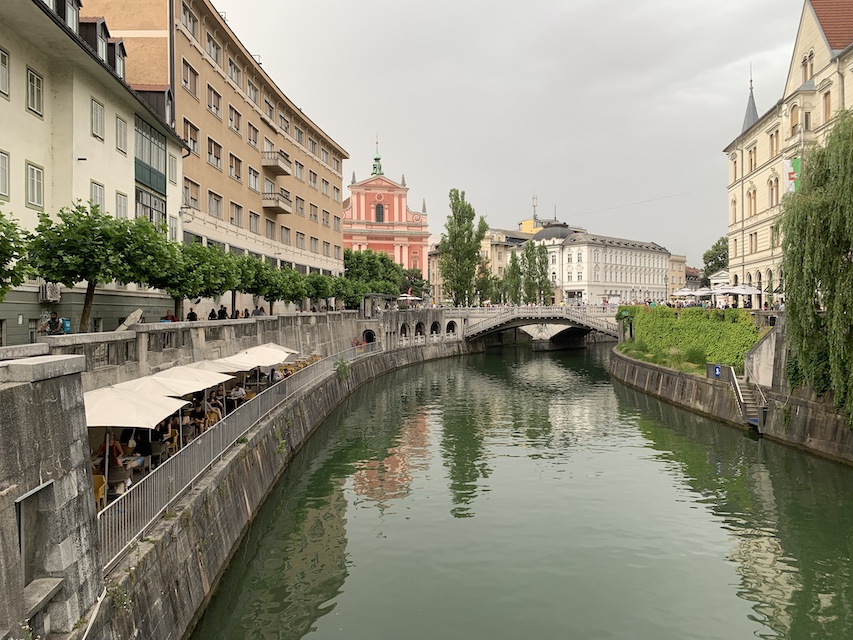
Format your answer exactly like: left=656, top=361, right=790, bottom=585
left=713, top=365, right=721, bottom=379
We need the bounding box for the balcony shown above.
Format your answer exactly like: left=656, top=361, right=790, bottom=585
left=262, top=150, right=292, bottom=175
left=263, top=189, right=293, bottom=214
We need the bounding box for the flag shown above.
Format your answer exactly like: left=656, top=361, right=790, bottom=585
left=783, top=157, right=800, bottom=192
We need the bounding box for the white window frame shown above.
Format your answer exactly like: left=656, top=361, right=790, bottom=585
left=181, top=3, right=199, bottom=39
left=205, top=33, right=221, bottom=66
left=207, top=84, right=221, bottom=118
left=91, top=181, right=105, bottom=209
left=181, top=60, right=198, bottom=97
left=26, top=163, right=43, bottom=208
left=249, top=211, right=260, bottom=234
left=116, top=191, right=128, bottom=218
left=65, top=0, right=79, bottom=31
left=27, top=69, right=43, bottom=116
left=228, top=105, right=241, bottom=133
left=248, top=167, right=259, bottom=192
left=0, top=151, right=8, bottom=199
left=208, top=191, right=223, bottom=219
left=248, top=124, right=258, bottom=148
left=247, top=81, right=258, bottom=104
left=230, top=202, right=243, bottom=227
left=168, top=154, right=177, bottom=184
left=91, top=99, right=104, bottom=140
left=0, top=49, right=9, bottom=97
left=227, top=58, right=241, bottom=85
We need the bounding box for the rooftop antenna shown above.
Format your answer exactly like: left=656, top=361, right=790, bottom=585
left=532, top=193, right=538, bottom=216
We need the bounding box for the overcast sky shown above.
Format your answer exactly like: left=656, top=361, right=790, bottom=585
left=215, top=0, right=805, bottom=266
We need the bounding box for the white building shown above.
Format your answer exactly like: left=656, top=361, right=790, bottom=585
left=528, top=223, right=669, bottom=305
left=1, top=0, right=185, bottom=343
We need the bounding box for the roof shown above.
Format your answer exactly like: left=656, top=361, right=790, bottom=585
left=533, top=223, right=576, bottom=241
left=811, top=0, right=853, bottom=51
left=562, top=232, right=669, bottom=254
left=742, top=83, right=759, bottom=134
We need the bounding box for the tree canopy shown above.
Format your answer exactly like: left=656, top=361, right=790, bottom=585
left=0, top=211, right=30, bottom=303
left=504, top=251, right=522, bottom=305
left=343, top=248, right=403, bottom=295
left=701, top=236, right=729, bottom=286
left=437, top=189, right=488, bottom=306
left=781, top=109, right=853, bottom=423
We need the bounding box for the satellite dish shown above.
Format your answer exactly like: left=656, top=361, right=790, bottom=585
left=115, top=308, right=144, bottom=332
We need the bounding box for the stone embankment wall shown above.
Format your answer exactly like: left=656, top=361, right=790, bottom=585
left=609, top=349, right=744, bottom=428
left=75, top=340, right=478, bottom=640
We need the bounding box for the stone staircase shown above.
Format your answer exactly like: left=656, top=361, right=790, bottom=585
left=737, top=376, right=763, bottom=429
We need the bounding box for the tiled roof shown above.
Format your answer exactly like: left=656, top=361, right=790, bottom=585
left=811, top=0, right=853, bottom=51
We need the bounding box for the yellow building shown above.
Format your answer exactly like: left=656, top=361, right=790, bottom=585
left=667, top=254, right=687, bottom=297
left=724, top=0, right=853, bottom=307
left=86, top=0, right=349, bottom=288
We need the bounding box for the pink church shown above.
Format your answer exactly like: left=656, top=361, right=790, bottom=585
left=342, top=152, right=429, bottom=272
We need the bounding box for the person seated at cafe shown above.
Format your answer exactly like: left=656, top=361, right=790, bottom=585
left=205, top=391, right=223, bottom=421
left=125, top=430, right=152, bottom=471
left=39, top=311, right=64, bottom=335
left=227, top=383, right=246, bottom=411
left=190, top=402, right=207, bottom=435
left=93, top=433, right=123, bottom=467
left=270, top=368, right=283, bottom=384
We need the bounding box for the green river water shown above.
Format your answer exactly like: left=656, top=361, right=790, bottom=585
left=190, top=346, right=853, bottom=639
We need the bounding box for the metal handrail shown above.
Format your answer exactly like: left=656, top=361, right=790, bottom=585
left=743, top=360, right=768, bottom=407
left=97, top=342, right=382, bottom=573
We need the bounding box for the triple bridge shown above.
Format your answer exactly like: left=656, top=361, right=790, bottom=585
left=462, top=306, right=619, bottom=342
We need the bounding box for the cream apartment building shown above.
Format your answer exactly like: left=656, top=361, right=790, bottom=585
left=87, top=0, right=349, bottom=286
left=667, top=254, right=687, bottom=297
left=724, top=0, right=853, bottom=306
left=0, top=0, right=185, bottom=344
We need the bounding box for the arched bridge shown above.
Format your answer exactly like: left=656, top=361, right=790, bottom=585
left=463, top=306, right=619, bottom=340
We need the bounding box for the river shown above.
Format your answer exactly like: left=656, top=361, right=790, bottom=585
left=190, top=345, right=853, bottom=639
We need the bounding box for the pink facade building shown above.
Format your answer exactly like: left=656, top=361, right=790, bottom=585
left=342, top=152, right=429, bottom=272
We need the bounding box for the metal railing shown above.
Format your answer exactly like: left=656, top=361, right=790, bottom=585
left=743, top=360, right=768, bottom=408
left=97, top=342, right=382, bottom=573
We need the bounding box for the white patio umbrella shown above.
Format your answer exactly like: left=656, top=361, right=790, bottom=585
left=693, top=287, right=713, bottom=297
left=257, top=342, right=298, bottom=355
left=671, top=288, right=695, bottom=297
left=183, top=359, right=242, bottom=373
left=730, top=284, right=763, bottom=295
left=85, top=387, right=190, bottom=429
left=115, top=375, right=205, bottom=398
left=153, top=367, right=234, bottom=388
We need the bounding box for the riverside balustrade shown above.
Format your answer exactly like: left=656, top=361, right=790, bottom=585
left=96, top=340, right=398, bottom=573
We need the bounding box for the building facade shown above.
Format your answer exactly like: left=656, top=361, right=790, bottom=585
left=724, top=0, right=853, bottom=307
left=667, top=254, right=687, bottom=296
left=0, top=0, right=185, bottom=344
left=342, top=152, right=428, bottom=271
left=87, top=0, right=348, bottom=286
left=530, top=223, right=669, bottom=305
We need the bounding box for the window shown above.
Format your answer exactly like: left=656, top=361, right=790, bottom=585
left=65, top=0, right=78, bottom=31
left=309, top=138, right=318, bottom=155
left=0, top=49, right=8, bottom=97
left=116, top=192, right=128, bottom=218
left=115, top=53, right=125, bottom=80
left=577, top=252, right=582, bottom=262
left=308, top=170, right=317, bottom=188
left=296, top=232, right=305, bottom=249
left=87, top=99, right=103, bottom=140
left=206, top=34, right=221, bottom=66
left=804, top=111, right=812, bottom=132
left=295, top=197, right=305, bottom=215
left=790, top=104, right=799, bottom=137
left=322, top=210, right=330, bottom=227
left=207, top=85, right=221, bottom=117
left=115, top=116, right=127, bottom=154
left=208, top=191, right=222, bottom=218
left=134, top=116, right=166, bottom=173
left=323, top=241, right=330, bottom=257
left=183, top=119, right=199, bottom=154
left=247, top=81, right=258, bottom=104
left=183, top=178, right=199, bottom=208
left=228, top=105, right=241, bottom=133
left=168, top=154, right=177, bottom=184
left=732, top=238, right=738, bottom=258
left=279, top=113, right=288, bottom=133
left=249, top=211, right=260, bottom=233
left=0, top=151, right=8, bottom=199
left=280, top=226, right=291, bottom=245
left=207, top=138, right=222, bottom=169
left=333, top=186, right=341, bottom=202
left=90, top=181, right=105, bottom=209
left=181, top=60, right=198, bottom=96
left=309, top=203, right=318, bottom=222
left=265, top=219, right=275, bottom=239
left=295, top=162, right=304, bottom=180
left=333, top=215, right=341, bottom=231
left=248, top=167, right=259, bottom=191
left=332, top=157, right=340, bottom=172
left=169, top=216, right=178, bottom=241
left=26, top=163, right=43, bottom=208
left=310, top=236, right=319, bottom=253
left=375, top=203, right=384, bottom=222
left=294, top=127, right=304, bottom=144
left=97, top=27, right=107, bottom=61
left=135, top=188, right=166, bottom=225
left=321, top=179, right=329, bottom=196
left=824, top=91, right=832, bottom=123
left=264, top=178, right=275, bottom=194
left=264, top=99, right=274, bottom=119
left=27, top=69, right=43, bottom=115
left=248, top=123, right=258, bottom=148
left=334, top=245, right=341, bottom=260
left=181, top=3, right=198, bottom=38
left=228, top=58, right=241, bottom=85
left=263, top=137, right=275, bottom=153
left=229, top=154, right=242, bottom=180
left=768, top=130, right=778, bottom=158
left=747, top=146, right=756, bottom=172
left=321, top=148, right=329, bottom=164
left=230, top=202, right=243, bottom=226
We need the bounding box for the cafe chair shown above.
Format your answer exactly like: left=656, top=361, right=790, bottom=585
left=107, top=465, right=131, bottom=494
left=93, top=474, right=106, bottom=511
left=150, top=442, right=166, bottom=467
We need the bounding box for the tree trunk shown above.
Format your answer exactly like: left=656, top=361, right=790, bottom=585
left=269, top=300, right=275, bottom=315
left=79, top=280, right=96, bottom=333
left=173, top=296, right=182, bottom=319
left=231, top=290, right=237, bottom=316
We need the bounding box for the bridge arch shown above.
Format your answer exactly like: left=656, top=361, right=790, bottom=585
left=446, top=320, right=457, bottom=335
left=430, top=321, right=441, bottom=334
left=400, top=323, right=409, bottom=338
left=362, top=329, right=376, bottom=343
left=415, top=321, right=425, bottom=336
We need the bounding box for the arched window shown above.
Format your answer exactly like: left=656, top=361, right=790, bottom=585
left=375, top=203, right=384, bottom=222
left=731, top=199, right=737, bottom=224
left=791, top=104, right=800, bottom=137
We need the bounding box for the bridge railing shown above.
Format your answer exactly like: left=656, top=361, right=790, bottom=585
left=462, top=305, right=618, bottom=338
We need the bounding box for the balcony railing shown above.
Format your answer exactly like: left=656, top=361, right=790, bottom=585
left=262, top=189, right=293, bottom=214
left=262, top=150, right=292, bottom=175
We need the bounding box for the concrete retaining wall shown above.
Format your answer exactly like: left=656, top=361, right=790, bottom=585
left=609, top=349, right=744, bottom=428
left=73, top=340, right=479, bottom=640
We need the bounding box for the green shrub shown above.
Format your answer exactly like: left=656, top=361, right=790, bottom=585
left=684, top=346, right=706, bottom=365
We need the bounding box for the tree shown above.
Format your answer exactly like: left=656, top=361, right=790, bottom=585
left=0, top=211, right=30, bottom=303
left=30, top=203, right=133, bottom=332
left=332, top=276, right=370, bottom=309
left=701, top=236, right=729, bottom=286
left=343, top=248, right=402, bottom=296
left=437, top=189, right=488, bottom=306
left=781, top=109, right=853, bottom=423
left=401, top=268, right=428, bottom=299
left=520, top=241, right=539, bottom=304
left=165, top=240, right=240, bottom=304
left=305, top=273, right=333, bottom=309
left=536, top=244, right=552, bottom=304
left=473, top=258, right=498, bottom=305
left=264, top=266, right=306, bottom=314
left=504, top=251, right=522, bottom=305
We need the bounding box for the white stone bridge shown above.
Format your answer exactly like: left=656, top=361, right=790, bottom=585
left=462, top=306, right=619, bottom=341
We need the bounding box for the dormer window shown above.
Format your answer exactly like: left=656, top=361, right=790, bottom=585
left=97, top=26, right=107, bottom=61
left=65, top=0, right=79, bottom=31
left=115, top=52, right=124, bottom=79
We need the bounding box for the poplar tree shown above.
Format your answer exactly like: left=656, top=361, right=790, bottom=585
left=504, top=251, right=522, bottom=305
left=781, top=109, right=853, bottom=423
left=438, top=189, right=488, bottom=306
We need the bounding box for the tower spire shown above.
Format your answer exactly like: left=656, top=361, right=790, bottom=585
left=371, top=135, right=384, bottom=176
left=742, top=69, right=759, bottom=133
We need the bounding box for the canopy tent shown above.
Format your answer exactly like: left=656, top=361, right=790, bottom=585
left=670, top=288, right=696, bottom=297
left=152, top=367, right=234, bottom=389
left=693, top=287, right=713, bottom=297
left=729, top=284, right=763, bottom=295
left=84, top=387, right=190, bottom=429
